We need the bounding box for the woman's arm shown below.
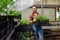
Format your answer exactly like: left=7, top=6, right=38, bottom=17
left=29, top=15, right=33, bottom=23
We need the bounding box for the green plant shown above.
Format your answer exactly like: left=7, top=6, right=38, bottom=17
left=0, top=0, right=14, bottom=14
left=20, top=19, right=30, bottom=25
left=9, top=10, right=21, bottom=16
left=57, top=16, right=60, bottom=21
left=35, top=16, right=49, bottom=21
left=0, top=0, right=21, bottom=16
left=35, top=15, right=50, bottom=25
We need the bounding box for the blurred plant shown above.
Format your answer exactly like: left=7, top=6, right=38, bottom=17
left=20, top=19, right=30, bottom=25
left=0, top=0, right=21, bottom=16
left=57, top=16, right=60, bottom=21
left=9, top=10, right=21, bottom=16
left=35, top=15, right=49, bottom=21
left=0, top=0, right=14, bottom=14
left=35, top=15, right=50, bottom=25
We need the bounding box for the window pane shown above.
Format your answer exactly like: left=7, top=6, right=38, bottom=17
left=34, top=0, right=59, bottom=5
left=47, top=0, right=58, bottom=5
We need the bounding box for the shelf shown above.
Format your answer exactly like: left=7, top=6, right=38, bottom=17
left=44, top=32, right=60, bottom=37
left=5, top=21, right=20, bottom=40
left=0, top=28, right=6, bottom=33
left=0, top=35, right=7, bottom=40
left=6, top=29, right=15, bottom=40
left=42, top=26, right=60, bottom=29
left=0, top=15, right=21, bottom=40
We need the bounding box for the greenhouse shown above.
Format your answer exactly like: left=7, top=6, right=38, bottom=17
left=0, top=0, right=60, bottom=40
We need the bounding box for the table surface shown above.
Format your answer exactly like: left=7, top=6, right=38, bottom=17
left=42, top=26, right=60, bottom=29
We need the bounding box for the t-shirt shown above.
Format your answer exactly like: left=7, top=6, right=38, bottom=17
left=29, top=12, right=39, bottom=21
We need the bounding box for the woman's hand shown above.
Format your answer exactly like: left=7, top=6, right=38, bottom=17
left=30, top=21, right=33, bottom=23
left=29, top=18, right=36, bottom=23
left=33, top=18, right=36, bottom=22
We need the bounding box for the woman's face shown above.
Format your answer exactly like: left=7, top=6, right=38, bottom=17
left=32, top=6, right=37, bottom=12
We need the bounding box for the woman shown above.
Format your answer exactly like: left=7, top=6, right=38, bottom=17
left=29, top=5, right=44, bottom=40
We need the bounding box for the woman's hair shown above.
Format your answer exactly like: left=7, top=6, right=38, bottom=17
left=32, top=5, right=38, bottom=15
left=32, top=5, right=37, bottom=9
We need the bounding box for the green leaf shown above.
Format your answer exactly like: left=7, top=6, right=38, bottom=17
left=57, top=16, right=60, bottom=21
left=10, top=11, right=21, bottom=16
left=0, top=0, right=14, bottom=14
left=20, top=19, right=30, bottom=25
left=35, top=15, right=49, bottom=22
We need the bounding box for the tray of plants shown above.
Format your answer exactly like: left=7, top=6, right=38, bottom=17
left=35, top=16, right=50, bottom=26
left=8, top=10, right=21, bottom=19
left=13, top=19, right=36, bottom=40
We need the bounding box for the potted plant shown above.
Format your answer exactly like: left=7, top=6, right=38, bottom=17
left=0, top=0, right=21, bottom=22
left=0, top=0, right=14, bottom=28
left=35, top=16, right=50, bottom=26
left=20, top=19, right=30, bottom=25
left=9, top=10, right=21, bottom=20
left=15, top=19, right=30, bottom=32
left=20, top=19, right=30, bottom=29
left=15, top=19, right=31, bottom=40
left=15, top=19, right=35, bottom=40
